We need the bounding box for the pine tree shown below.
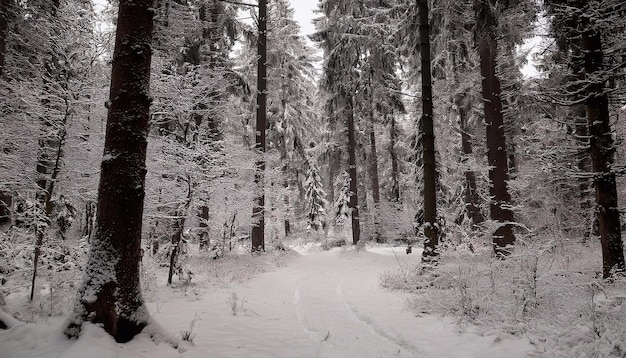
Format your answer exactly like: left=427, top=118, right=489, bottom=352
left=474, top=0, right=516, bottom=256
left=545, top=0, right=626, bottom=277
left=304, top=159, right=328, bottom=231
left=65, top=0, right=155, bottom=342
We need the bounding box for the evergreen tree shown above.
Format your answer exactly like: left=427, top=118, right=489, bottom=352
left=545, top=0, right=626, bottom=277
left=65, top=0, right=155, bottom=341
left=474, top=0, right=516, bottom=256
left=304, top=159, right=328, bottom=231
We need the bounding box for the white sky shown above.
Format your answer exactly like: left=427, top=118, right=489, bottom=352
left=289, top=0, right=319, bottom=40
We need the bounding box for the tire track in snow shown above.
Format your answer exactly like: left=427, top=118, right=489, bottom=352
left=336, top=275, right=428, bottom=357
left=290, top=253, right=426, bottom=358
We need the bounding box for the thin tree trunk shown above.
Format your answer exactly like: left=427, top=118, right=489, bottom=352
left=31, top=108, right=68, bottom=301
left=65, top=0, right=154, bottom=342
left=168, top=176, right=192, bottom=285
left=368, top=88, right=381, bottom=242
left=475, top=0, right=515, bottom=256
left=251, top=0, right=267, bottom=252
left=459, top=104, right=484, bottom=228
left=419, top=0, right=438, bottom=261
left=280, top=98, right=291, bottom=237
left=198, top=205, right=210, bottom=250
left=346, top=94, right=360, bottom=245
left=582, top=22, right=625, bottom=278
left=389, top=115, right=400, bottom=203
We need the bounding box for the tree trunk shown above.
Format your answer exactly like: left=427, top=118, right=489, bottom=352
left=31, top=109, right=68, bottom=301
left=168, top=176, right=192, bottom=285
left=346, top=94, right=360, bottom=245
left=65, top=0, right=154, bottom=342
left=198, top=205, right=210, bottom=250
left=475, top=0, right=515, bottom=256
left=419, top=0, right=438, bottom=261
left=582, top=22, right=625, bottom=278
left=455, top=91, right=484, bottom=229
left=251, top=0, right=267, bottom=253
left=389, top=115, right=400, bottom=203
left=368, top=89, right=381, bottom=242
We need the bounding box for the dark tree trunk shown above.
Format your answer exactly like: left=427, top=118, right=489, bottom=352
left=458, top=101, right=484, bottom=228
left=168, top=176, right=191, bottom=285
left=65, top=0, right=154, bottom=342
left=419, top=0, right=438, bottom=261
left=279, top=98, right=291, bottom=238
left=475, top=0, right=515, bottom=256
left=346, top=94, right=360, bottom=245
left=251, top=0, right=267, bottom=253
left=389, top=115, right=400, bottom=203
left=368, top=90, right=381, bottom=242
left=198, top=205, right=210, bottom=250
left=581, top=22, right=625, bottom=278
left=82, top=201, right=95, bottom=240
left=31, top=108, right=69, bottom=301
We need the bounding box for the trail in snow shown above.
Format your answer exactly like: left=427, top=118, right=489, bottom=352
left=0, top=246, right=535, bottom=358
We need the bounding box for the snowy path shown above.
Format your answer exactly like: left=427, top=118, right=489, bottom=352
left=151, top=247, right=534, bottom=358
left=0, top=246, right=535, bottom=357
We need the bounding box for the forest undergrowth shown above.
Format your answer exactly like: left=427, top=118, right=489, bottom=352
left=380, top=234, right=626, bottom=357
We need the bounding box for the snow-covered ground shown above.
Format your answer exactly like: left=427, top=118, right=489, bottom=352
left=0, top=245, right=535, bottom=357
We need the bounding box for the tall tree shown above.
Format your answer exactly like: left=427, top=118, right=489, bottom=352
left=65, top=0, right=155, bottom=342
left=313, top=0, right=364, bottom=245
left=251, top=0, right=267, bottom=252
left=474, top=0, right=516, bottom=256
left=418, top=0, right=439, bottom=261
left=546, top=0, right=625, bottom=277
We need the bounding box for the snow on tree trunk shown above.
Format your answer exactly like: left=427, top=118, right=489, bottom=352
left=251, top=0, right=267, bottom=253
left=389, top=115, right=400, bottom=203
left=475, top=0, right=516, bottom=256
left=65, top=0, right=154, bottom=343
left=346, top=94, right=360, bottom=245
left=581, top=14, right=625, bottom=278
left=419, top=0, right=439, bottom=261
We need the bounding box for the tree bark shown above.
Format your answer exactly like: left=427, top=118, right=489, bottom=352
left=581, top=20, right=625, bottom=278
left=458, top=100, right=484, bottom=228
left=419, top=0, right=438, bottom=261
left=346, top=94, right=360, bottom=245
left=475, top=0, right=515, bottom=256
left=368, top=88, right=381, bottom=242
left=389, top=115, right=400, bottom=203
left=65, top=0, right=154, bottom=342
left=251, top=0, right=267, bottom=252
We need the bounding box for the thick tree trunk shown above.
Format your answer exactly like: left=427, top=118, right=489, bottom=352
left=419, top=0, right=438, bottom=261
left=65, top=0, right=154, bottom=342
left=389, top=116, right=400, bottom=202
left=346, top=94, right=360, bottom=245
left=251, top=0, right=267, bottom=253
left=582, top=24, right=625, bottom=278
left=475, top=0, right=515, bottom=256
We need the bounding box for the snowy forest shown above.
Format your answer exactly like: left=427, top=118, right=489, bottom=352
left=1, top=0, right=626, bottom=357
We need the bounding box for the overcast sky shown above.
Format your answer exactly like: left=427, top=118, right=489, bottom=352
left=289, top=0, right=318, bottom=39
